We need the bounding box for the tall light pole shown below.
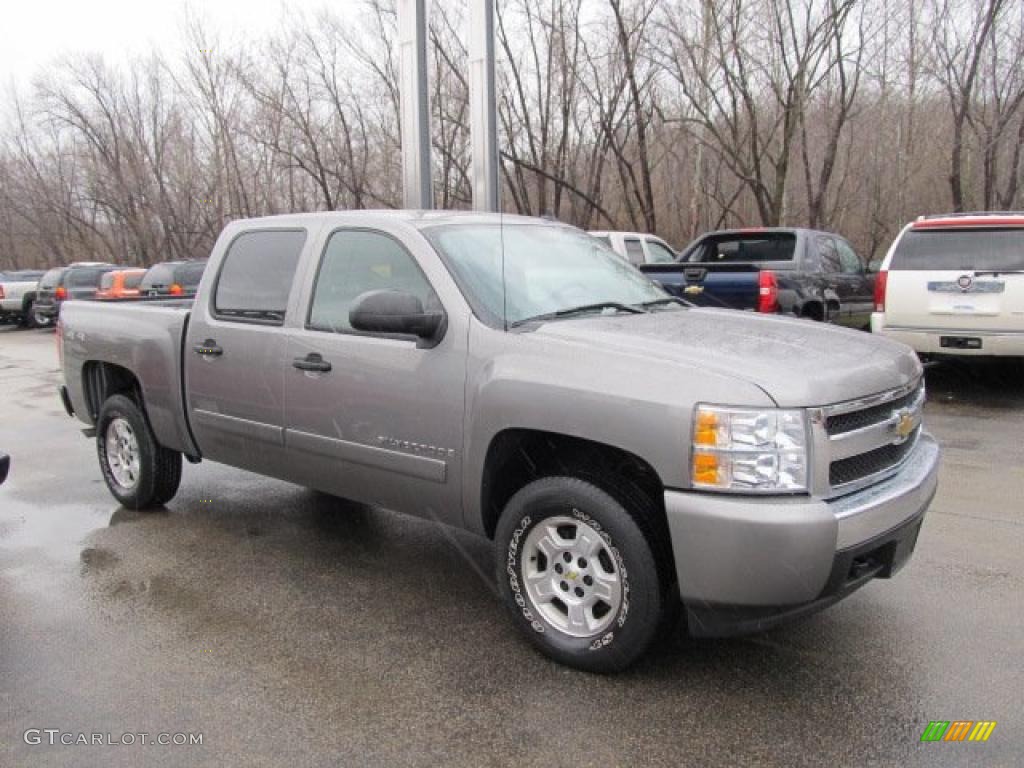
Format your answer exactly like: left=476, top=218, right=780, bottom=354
left=398, top=0, right=498, bottom=212
left=469, top=0, right=500, bottom=212
left=398, top=0, right=433, bottom=209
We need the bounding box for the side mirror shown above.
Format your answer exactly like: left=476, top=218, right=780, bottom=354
left=349, top=289, right=443, bottom=340
left=866, top=259, right=881, bottom=274
left=0, top=453, right=9, bottom=485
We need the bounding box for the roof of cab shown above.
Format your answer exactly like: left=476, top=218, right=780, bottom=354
left=227, top=209, right=564, bottom=232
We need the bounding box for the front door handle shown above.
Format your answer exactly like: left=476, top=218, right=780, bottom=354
left=292, top=353, right=332, bottom=373
left=194, top=339, right=223, bottom=357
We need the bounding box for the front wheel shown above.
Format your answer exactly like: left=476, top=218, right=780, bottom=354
left=495, top=477, right=666, bottom=672
left=96, top=394, right=182, bottom=509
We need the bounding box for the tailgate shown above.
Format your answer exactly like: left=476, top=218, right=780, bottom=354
left=886, top=225, right=1024, bottom=333
left=640, top=263, right=760, bottom=309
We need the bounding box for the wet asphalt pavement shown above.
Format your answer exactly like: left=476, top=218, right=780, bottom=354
left=1, top=326, right=1022, bottom=767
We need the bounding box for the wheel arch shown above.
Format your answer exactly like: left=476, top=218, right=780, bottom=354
left=82, top=361, right=143, bottom=423
left=479, top=428, right=667, bottom=540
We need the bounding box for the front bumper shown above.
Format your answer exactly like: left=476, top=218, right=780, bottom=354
left=665, top=432, right=939, bottom=637
left=872, top=313, right=1024, bottom=357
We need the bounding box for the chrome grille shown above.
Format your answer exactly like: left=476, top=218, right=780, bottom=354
left=825, top=382, right=924, bottom=436
left=811, top=378, right=925, bottom=498
left=829, top=427, right=920, bottom=486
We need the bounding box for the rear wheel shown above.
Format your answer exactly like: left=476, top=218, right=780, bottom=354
left=96, top=394, right=182, bottom=509
left=22, top=300, right=38, bottom=329
left=495, top=476, right=666, bottom=672
left=32, top=310, right=51, bottom=328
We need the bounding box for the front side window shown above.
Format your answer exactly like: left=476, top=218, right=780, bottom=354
left=816, top=236, right=841, bottom=272
left=308, top=230, right=439, bottom=334
left=99, top=273, right=116, bottom=291
left=836, top=239, right=863, bottom=274
left=214, top=230, right=306, bottom=323
left=424, top=223, right=667, bottom=327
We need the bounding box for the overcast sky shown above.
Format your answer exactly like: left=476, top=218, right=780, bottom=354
left=0, top=0, right=359, bottom=90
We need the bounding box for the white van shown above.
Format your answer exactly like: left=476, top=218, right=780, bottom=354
left=871, top=213, right=1024, bottom=357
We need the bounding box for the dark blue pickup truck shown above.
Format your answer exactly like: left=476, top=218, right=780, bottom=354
left=639, top=228, right=876, bottom=328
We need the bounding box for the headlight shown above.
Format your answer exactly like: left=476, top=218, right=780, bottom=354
left=691, top=405, right=809, bottom=493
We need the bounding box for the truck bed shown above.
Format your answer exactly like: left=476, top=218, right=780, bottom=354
left=60, top=299, right=198, bottom=456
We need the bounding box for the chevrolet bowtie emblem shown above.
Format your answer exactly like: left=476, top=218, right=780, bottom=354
left=893, top=410, right=915, bottom=442
left=683, top=285, right=704, bottom=294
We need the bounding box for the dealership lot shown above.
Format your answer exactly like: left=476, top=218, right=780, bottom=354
left=1, top=326, right=1021, bottom=767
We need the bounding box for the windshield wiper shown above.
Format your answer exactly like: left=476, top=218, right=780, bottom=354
left=638, top=297, right=692, bottom=309
left=510, top=301, right=645, bottom=328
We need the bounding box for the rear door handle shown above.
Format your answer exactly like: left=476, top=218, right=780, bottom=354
left=292, top=353, right=332, bottom=373
left=194, top=339, right=223, bottom=357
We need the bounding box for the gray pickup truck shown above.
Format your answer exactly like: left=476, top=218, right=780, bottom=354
left=59, top=211, right=939, bottom=672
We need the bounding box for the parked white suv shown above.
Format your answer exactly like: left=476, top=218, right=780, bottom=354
left=589, top=231, right=678, bottom=266
left=871, top=213, right=1024, bottom=357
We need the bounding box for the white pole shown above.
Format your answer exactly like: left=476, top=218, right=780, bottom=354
left=398, top=0, right=433, bottom=209
left=469, top=0, right=500, bottom=212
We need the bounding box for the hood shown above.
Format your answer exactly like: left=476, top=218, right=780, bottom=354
left=527, top=308, right=921, bottom=407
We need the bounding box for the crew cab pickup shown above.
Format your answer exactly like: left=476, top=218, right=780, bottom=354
left=589, top=231, right=679, bottom=265
left=640, top=228, right=877, bottom=327
left=59, top=211, right=939, bottom=671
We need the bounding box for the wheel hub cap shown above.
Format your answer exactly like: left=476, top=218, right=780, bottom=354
left=105, top=418, right=140, bottom=490
left=520, top=515, right=622, bottom=638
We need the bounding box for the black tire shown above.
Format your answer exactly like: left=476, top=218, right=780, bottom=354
left=22, top=300, right=38, bottom=329
left=495, top=476, right=666, bottom=673
left=96, top=394, right=182, bottom=509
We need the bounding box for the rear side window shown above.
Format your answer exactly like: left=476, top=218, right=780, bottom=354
left=176, top=261, right=207, bottom=287
left=891, top=228, right=1024, bottom=271
left=623, top=239, right=645, bottom=264
left=687, top=233, right=797, bottom=263
left=99, top=273, right=116, bottom=290
left=308, top=230, right=438, bottom=334
left=214, top=230, right=306, bottom=322
left=646, top=240, right=677, bottom=264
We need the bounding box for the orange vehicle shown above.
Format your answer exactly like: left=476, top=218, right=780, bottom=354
left=95, top=269, right=146, bottom=300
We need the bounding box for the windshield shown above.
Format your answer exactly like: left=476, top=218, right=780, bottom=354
left=141, top=264, right=175, bottom=289
left=424, top=223, right=668, bottom=326
left=40, top=268, right=64, bottom=288
left=891, top=228, right=1024, bottom=271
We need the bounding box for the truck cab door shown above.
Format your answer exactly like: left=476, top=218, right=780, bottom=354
left=282, top=227, right=467, bottom=525
left=184, top=228, right=309, bottom=477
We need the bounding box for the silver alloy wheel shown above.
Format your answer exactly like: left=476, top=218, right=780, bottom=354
left=105, top=417, right=141, bottom=490
left=520, top=515, right=623, bottom=638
